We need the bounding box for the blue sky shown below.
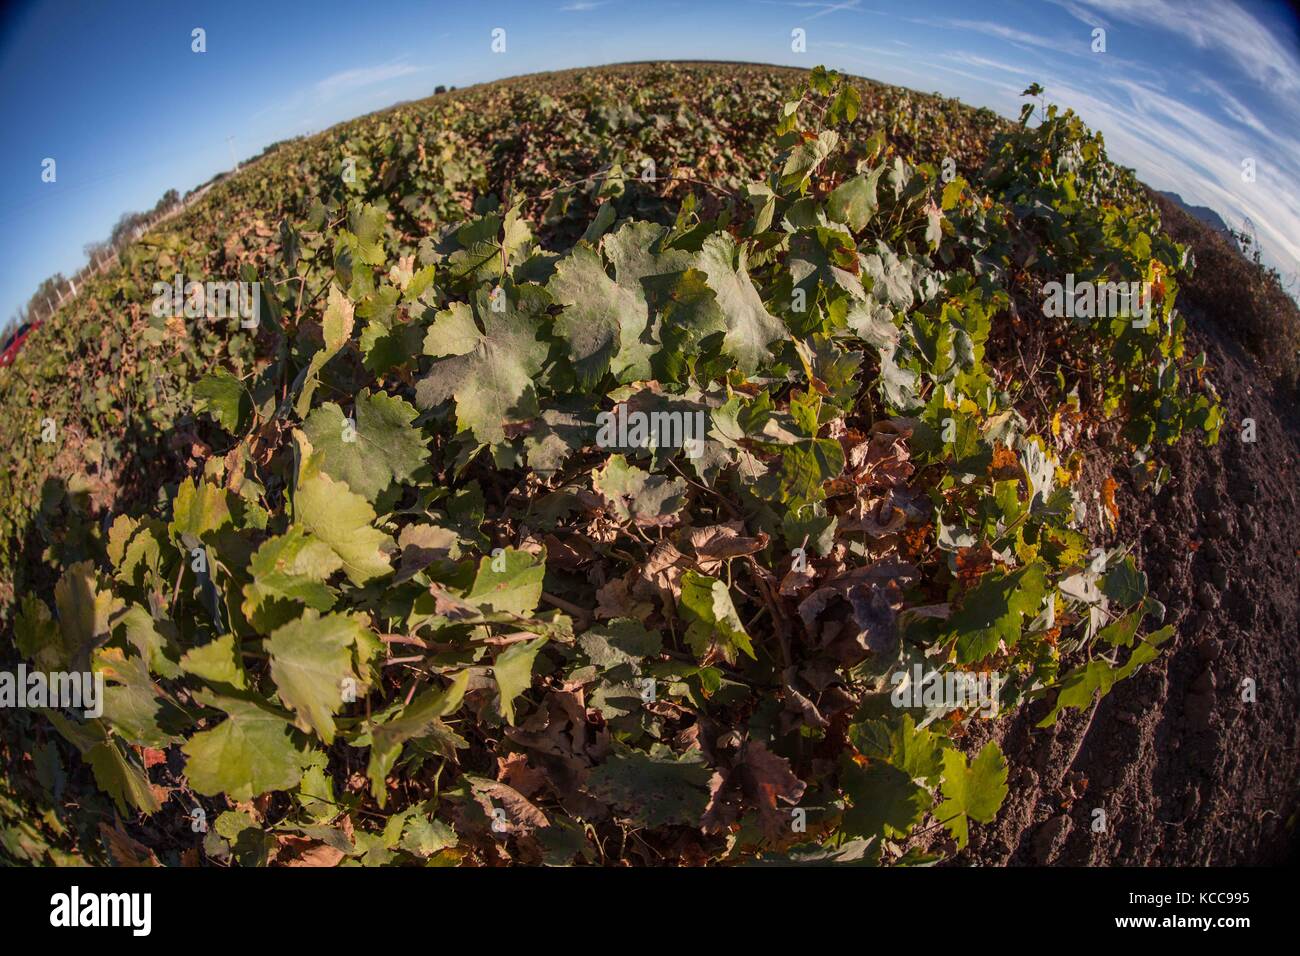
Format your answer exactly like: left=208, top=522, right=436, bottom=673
left=2, top=0, right=1298, bottom=322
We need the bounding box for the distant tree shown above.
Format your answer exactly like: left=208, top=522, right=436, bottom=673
left=109, top=211, right=142, bottom=247
left=24, top=272, right=68, bottom=320
left=84, top=239, right=110, bottom=262
left=19, top=187, right=182, bottom=332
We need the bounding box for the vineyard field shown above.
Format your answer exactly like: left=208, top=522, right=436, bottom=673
left=0, top=61, right=1296, bottom=869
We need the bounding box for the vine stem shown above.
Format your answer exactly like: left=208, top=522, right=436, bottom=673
left=540, top=591, right=591, bottom=625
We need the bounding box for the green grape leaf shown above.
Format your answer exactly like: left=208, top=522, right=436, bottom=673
left=591, top=454, right=688, bottom=526
left=367, top=671, right=470, bottom=805
left=578, top=619, right=662, bottom=670
left=1037, top=625, right=1174, bottom=727
left=1101, top=554, right=1147, bottom=606
left=193, top=370, right=251, bottom=433
left=303, top=389, right=428, bottom=502
left=242, top=525, right=342, bottom=625
left=465, top=547, right=545, bottom=616
left=936, top=741, right=1009, bottom=849
left=585, top=749, right=712, bottom=828
left=169, top=479, right=232, bottom=545
left=550, top=242, right=651, bottom=386
left=45, top=711, right=161, bottom=816
left=839, top=759, right=928, bottom=840
left=296, top=286, right=356, bottom=418
left=679, top=570, right=756, bottom=664
left=780, top=130, right=838, bottom=191
left=848, top=713, right=945, bottom=783
left=267, top=610, right=366, bottom=744
left=950, top=561, right=1048, bottom=663
left=523, top=403, right=597, bottom=476
left=697, top=233, right=786, bottom=372
left=97, top=652, right=182, bottom=749
left=493, top=637, right=548, bottom=726
left=416, top=299, right=548, bottom=445
left=182, top=690, right=311, bottom=800
left=180, top=634, right=248, bottom=691
left=826, top=168, right=882, bottom=232
left=14, top=594, right=63, bottom=671
left=774, top=437, right=845, bottom=503
left=294, top=432, right=394, bottom=585
left=118, top=604, right=180, bottom=679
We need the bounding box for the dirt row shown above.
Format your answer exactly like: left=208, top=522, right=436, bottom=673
left=960, top=296, right=1299, bottom=865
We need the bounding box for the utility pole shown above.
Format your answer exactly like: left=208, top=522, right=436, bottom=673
left=226, top=135, right=238, bottom=171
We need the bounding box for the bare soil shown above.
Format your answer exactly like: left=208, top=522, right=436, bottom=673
left=958, top=290, right=1300, bottom=866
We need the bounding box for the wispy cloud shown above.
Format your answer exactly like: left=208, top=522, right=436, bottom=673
left=1192, top=74, right=1278, bottom=142
left=313, top=61, right=428, bottom=99
left=755, top=0, right=864, bottom=20
left=939, top=52, right=1038, bottom=77
left=1046, top=0, right=1109, bottom=29
left=1066, top=0, right=1300, bottom=94
left=818, top=40, right=903, bottom=58
left=909, top=57, right=1023, bottom=94
left=560, top=1, right=612, bottom=11
left=248, top=58, right=433, bottom=132
left=911, top=17, right=1080, bottom=55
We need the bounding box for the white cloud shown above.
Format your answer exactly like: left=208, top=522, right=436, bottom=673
left=1066, top=0, right=1300, bottom=94
left=911, top=17, right=1080, bottom=55
left=818, top=40, right=904, bottom=58
left=911, top=56, right=1023, bottom=93
left=1047, top=0, right=1109, bottom=29
left=1191, top=74, right=1280, bottom=142
left=248, top=58, right=434, bottom=135
left=939, top=52, right=1038, bottom=77
left=754, top=0, right=864, bottom=19
left=313, top=62, right=428, bottom=99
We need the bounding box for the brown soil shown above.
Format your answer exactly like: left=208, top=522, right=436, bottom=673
left=957, top=280, right=1300, bottom=866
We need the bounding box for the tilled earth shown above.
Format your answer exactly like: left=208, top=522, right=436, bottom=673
left=959, top=302, right=1300, bottom=866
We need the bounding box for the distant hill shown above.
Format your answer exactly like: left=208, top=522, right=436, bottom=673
left=1158, top=190, right=1233, bottom=237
